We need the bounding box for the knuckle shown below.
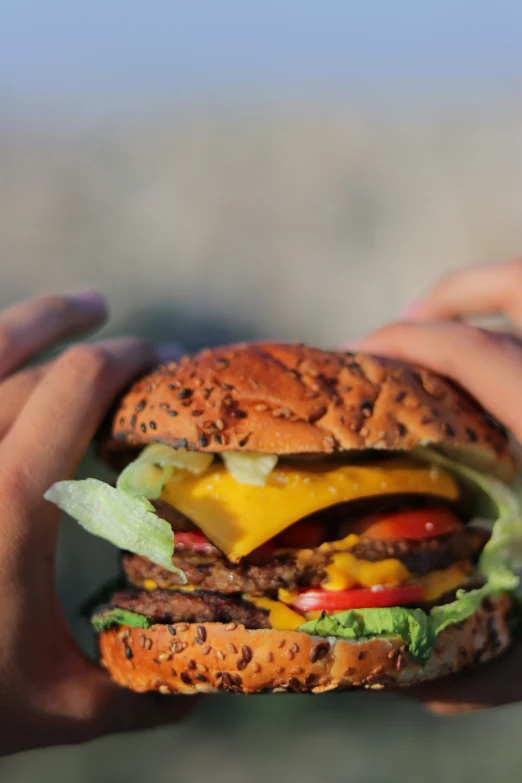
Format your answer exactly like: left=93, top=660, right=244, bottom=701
left=59, top=344, right=112, bottom=381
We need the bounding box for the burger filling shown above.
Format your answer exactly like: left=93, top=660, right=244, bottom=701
left=47, top=445, right=522, bottom=664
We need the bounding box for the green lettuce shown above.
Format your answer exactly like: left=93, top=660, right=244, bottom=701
left=91, top=606, right=153, bottom=632
left=45, top=478, right=184, bottom=577
left=300, top=607, right=433, bottom=663
left=117, top=444, right=213, bottom=498
left=299, top=448, right=522, bottom=663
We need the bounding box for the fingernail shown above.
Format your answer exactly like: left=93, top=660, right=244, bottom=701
left=157, top=342, right=186, bottom=363
left=68, top=290, right=107, bottom=313
left=402, top=298, right=425, bottom=319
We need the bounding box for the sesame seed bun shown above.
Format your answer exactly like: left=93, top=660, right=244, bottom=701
left=98, top=592, right=513, bottom=694
left=103, top=343, right=516, bottom=482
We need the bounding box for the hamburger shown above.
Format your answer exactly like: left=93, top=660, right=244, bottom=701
left=45, top=343, right=522, bottom=694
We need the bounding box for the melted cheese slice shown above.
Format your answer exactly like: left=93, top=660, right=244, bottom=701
left=161, top=458, right=458, bottom=561
left=246, top=596, right=305, bottom=630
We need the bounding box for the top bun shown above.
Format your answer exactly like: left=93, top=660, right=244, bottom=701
left=105, top=343, right=515, bottom=482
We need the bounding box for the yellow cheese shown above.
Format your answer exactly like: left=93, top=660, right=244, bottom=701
left=323, top=551, right=411, bottom=590
left=246, top=595, right=305, bottom=630
left=417, top=562, right=472, bottom=602
left=143, top=579, right=158, bottom=591
left=161, top=458, right=458, bottom=561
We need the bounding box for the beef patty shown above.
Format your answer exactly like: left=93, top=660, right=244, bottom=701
left=109, top=588, right=270, bottom=628
left=123, top=527, right=488, bottom=596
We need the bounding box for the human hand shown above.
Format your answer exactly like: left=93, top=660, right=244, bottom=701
left=352, top=259, right=522, bottom=713
left=0, top=293, right=195, bottom=756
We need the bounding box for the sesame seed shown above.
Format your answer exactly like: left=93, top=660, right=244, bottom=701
left=216, top=418, right=225, bottom=430
left=167, top=625, right=176, bottom=635
left=194, top=636, right=203, bottom=645
left=288, top=677, right=300, bottom=690
left=254, top=403, right=268, bottom=412
left=395, top=655, right=403, bottom=670
left=177, top=438, right=188, bottom=447
left=225, top=622, right=237, bottom=631
left=170, top=642, right=181, bottom=653
left=130, top=414, right=137, bottom=427
left=158, top=652, right=172, bottom=662
left=231, top=674, right=242, bottom=686
left=135, top=400, right=146, bottom=412
left=159, top=403, right=170, bottom=410
left=177, top=623, right=189, bottom=632
left=195, top=674, right=207, bottom=683
left=309, top=640, right=330, bottom=663
left=308, top=406, right=327, bottom=424
left=192, top=409, right=204, bottom=416
left=216, top=650, right=225, bottom=660
left=274, top=666, right=284, bottom=674
left=196, top=663, right=208, bottom=673
left=241, top=645, right=252, bottom=663
left=277, top=639, right=286, bottom=649
left=158, top=685, right=171, bottom=694
left=177, top=388, right=193, bottom=400
left=188, top=659, right=196, bottom=670
left=144, top=638, right=153, bottom=650
left=215, top=671, right=222, bottom=679
left=213, top=433, right=223, bottom=444
left=152, top=657, right=160, bottom=665
left=149, top=420, right=157, bottom=430
left=237, top=657, right=248, bottom=671
left=442, top=422, right=455, bottom=437
left=285, top=649, right=294, bottom=661
left=215, top=359, right=229, bottom=370
left=221, top=672, right=233, bottom=687
left=199, top=434, right=209, bottom=447
left=290, top=643, right=299, bottom=654
left=265, top=652, right=274, bottom=662
left=306, top=673, right=316, bottom=685
left=252, top=662, right=261, bottom=673
left=231, top=409, right=247, bottom=419
left=124, top=645, right=133, bottom=660
left=139, top=634, right=146, bottom=648
left=387, top=649, right=398, bottom=660
left=119, top=416, right=125, bottom=426
left=197, top=625, right=207, bottom=642
left=202, top=420, right=214, bottom=429
left=140, top=423, right=147, bottom=433
left=357, top=651, right=365, bottom=660
left=238, top=436, right=249, bottom=447
left=167, top=410, right=178, bottom=417
left=201, top=645, right=211, bottom=655
left=290, top=667, right=304, bottom=675
left=180, top=672, right=192, bottom=685
left=226, top=643, right=237, bottom=654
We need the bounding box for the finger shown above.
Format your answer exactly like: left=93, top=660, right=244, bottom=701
left=403, top=259, right=522, bottom=328
left=0, top=361, right=52, bottom=439
left=352, top=320, right=522, bottom=440
left=0, top=338, right=157, bottom=528
left=0, top=292, right=107, bottom=379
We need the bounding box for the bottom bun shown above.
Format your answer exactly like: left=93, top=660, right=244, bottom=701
left=98, top=593, right=513, bottom=694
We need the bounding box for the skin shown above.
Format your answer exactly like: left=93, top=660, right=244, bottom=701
left=351, top=258, right=522, bottom=714
left=0, top=292, right=196, bottom=756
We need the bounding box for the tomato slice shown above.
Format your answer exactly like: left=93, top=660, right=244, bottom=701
left=350, top=507, right=463, bottom=541
left=274, top=521, right=327, bottom=549
left=174, top=530, right=219, bottom=554
left=290, top=584, right=425, bottom=613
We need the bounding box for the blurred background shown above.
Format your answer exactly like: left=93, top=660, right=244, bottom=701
left=2, top=1, right=522, bottom=780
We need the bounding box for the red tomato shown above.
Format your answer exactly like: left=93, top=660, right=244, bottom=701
left=174, top=530, right=219, bottom=554
left=274, top=521, right=327, bottom=549
left=350, top=507, right=463, bottom=541
left=290, top=585, right=425, bottom=613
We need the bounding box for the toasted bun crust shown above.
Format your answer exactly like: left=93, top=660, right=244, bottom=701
left=98, top=593, right=513, bottom=694
left=104, top=343, right=515, bottom=481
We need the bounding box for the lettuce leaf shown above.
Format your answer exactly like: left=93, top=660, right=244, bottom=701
left=414, top=447, right=522, bottom=591
left=45, top=479, right=184, bottom=577
left=299, top=607, right=433, bottom=663
left=117, top=444, right=213, bottom=498
left=91, top=606, right=153, bottom=632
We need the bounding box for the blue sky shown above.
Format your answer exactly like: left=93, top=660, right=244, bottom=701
left=2, top=1, right=522, bottom=107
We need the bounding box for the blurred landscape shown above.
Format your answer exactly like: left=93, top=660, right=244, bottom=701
left=2, top=101, right=522, bottom=782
